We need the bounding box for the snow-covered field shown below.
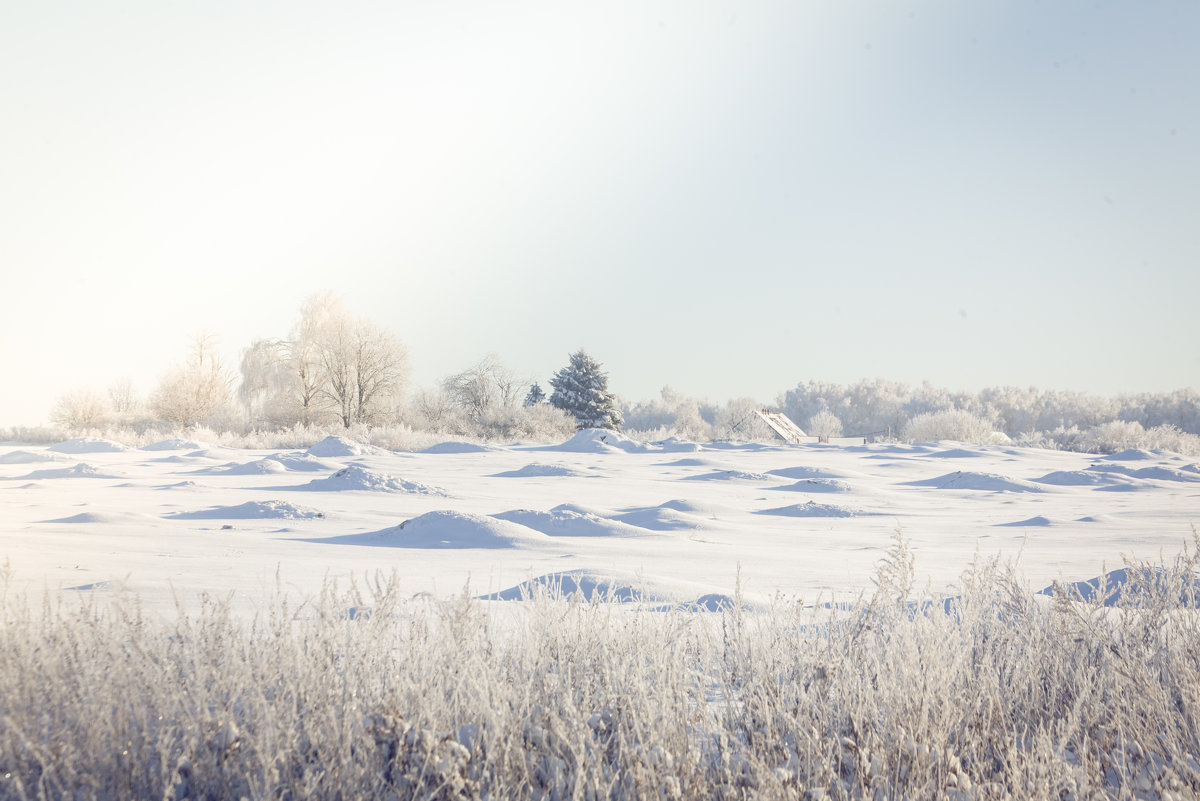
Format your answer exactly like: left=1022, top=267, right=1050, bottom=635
left=3, top=429, right=1197, bottom=614
left=5, top=430, right=1200, bottom=799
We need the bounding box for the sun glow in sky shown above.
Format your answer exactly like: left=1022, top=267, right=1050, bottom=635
left=2, top=1, right=1197, bottom=425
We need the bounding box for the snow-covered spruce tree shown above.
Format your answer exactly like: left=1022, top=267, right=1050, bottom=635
left=523, top=383, right=546, bottom=407
left=548, top=350, right=623, bottom=430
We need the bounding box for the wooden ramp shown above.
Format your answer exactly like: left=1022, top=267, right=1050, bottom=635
left=755, top=410, right=807, bottom=444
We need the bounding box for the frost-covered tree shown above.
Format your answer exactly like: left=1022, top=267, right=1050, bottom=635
left=316, top=313, right=408, bottom=428
left=807, top=409, right=844, bottom=440
left=107, top=377, right=138, bottom=417
left=151, top=333, right=232, bottom=429
left=903, top=409, right=997, bottom=444
left=442, top=355, right=524, bottom=423
left=239, top=338, right=304, bottom=428
left=620, top=386, right=712, bottom=439
left=238, top=293, right=409, bottom=429
left=50, top=388, right=111, bottom=430
left=524, top=383, right=546, bottom=407
left=549, top=350, right=622, bottom=430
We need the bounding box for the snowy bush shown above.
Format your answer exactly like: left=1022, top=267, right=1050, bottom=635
left=806, top=409, right=843, bottom=441
left=1034, top=422, right=1200, bottom=457
left=903, top=409, right=1000, bottom=444
left=48, top=388, right=111, bottom=430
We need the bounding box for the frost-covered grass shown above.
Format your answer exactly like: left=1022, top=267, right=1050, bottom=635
left=3, top=537, right=1200, bottom=800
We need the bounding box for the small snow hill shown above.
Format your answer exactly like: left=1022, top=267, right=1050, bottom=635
left=479, top=570, right=670, bottom=602
left=141, top=438, right=205, bottom=451
left=0, top=450, right=66, bottom=464
left=17, top=463, right=121, bottom=480
left=168, top=501, right=325, bottom=520
left=306, top=436, right=383, bottom=458
left=682, top=469, right=776, bottom=482
left=493, top=507, right=652, bottom=538
left=48, top=437, right=128, bottom=454
left=290, top=466, right=446, bottom=495
left=371, top=511, right=548, bottom=549
left=491, top=463, right=587, bottom=478
left=769, top=478, right=853, bottom=494
left=477, top=570, right=739, bottom=610
left=756, top=502, right=865, bottom=518
left=904, top=471, right=1041, bottom=492
left=547, top=429, right=653, bottom=453
left=1039, top=567, right=1200, bottom=608
left=422, top=441, right=501, bottom=454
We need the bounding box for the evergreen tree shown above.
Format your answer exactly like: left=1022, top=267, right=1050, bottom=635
left=548, top=350, right=623, bottom=430
left=523, top=383, right=546, bottom=407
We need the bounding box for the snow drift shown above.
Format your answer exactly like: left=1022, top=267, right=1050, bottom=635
left=168, top=501, right=326, bottom=520
left=289, top=466, right=446, bottom=495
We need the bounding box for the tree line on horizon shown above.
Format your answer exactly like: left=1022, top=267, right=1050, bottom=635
left=40, top=294, right=1200, bottom=453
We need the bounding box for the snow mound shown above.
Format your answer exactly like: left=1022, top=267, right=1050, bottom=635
left=904, top=472, right=1042, bottom=492
left=996, top=515, right=1054, bottom=527
left=0, top=450, right=66, bottom=464
left=141, top=438, right=205, bottom=451
left=1034, top=470, right=1123, bottom=486
left=293, top=466, right=446, bottom=495
left=306, top=436, right=382, bottom=458
left=615, top=506, right=708, bottom=532
left=926, top=447, right=986, bottom=458
left=154, top=454, right=207, bottom=464
left=550, top=502, right=614, bottom=517
left=704, top=441, right=777, bottom=452
left=659, top=457, right=720, bottom=467
left=1039, top=568, right=1200, bottom=608
left=480, top=570, right=670, bottom=602
left=48, top=437, right=128, bottom=453
left=214, top=458, right=288, bottom=475
left=492, top=508, right=651, bottom=538
left=381, top=511, right=547, bottom=549
left=682, top=469, right=775, bottom=482
left=168, top=500, right=326, bottom=520
left=1103, top=449, right=1161, bottom=461
left=767, top=465, right=845, bottom=480
left=186, top=448, right=237, bottom=460
left=19, top=463, right=120, bottom=480
left=549, top=429, right=653, bottom=453
left=479, top=570, right=741, bottom=611
left=656, top=499, right=727, bottom=516
left=422, top=441, right=499, bottom=454
left=268, top=453, right=341, bottom=472
left=651, top=437, right=704, bottom=453
left=492, top=463, right=586, bottom=478
left=159, top=480, right=200, bottom=489
left=770, top=478, right=853, bottom=493
left=756, top=502, right=864, bottom=518
left=43, top=511, right=156, bottom=524
left=1087, top=464, right=1200, bottom=482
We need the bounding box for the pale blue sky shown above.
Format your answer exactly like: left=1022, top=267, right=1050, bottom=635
left=2, top=1, right=1197, bottom=425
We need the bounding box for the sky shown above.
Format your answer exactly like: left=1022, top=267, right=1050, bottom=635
left=2, top=1, right=1198, bottom=426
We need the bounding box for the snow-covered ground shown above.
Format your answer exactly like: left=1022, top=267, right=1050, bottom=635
left=2, top=431, right=1197, bottom=615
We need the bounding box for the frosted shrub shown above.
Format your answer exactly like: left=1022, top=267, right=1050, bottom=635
left=1039, top=422, right=1200, bottom=457
left=903, top=409, right=999, bottom=444
left=806, top=410, right=843, bottom=441
left=3, top=538, right=1200, bottom=800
